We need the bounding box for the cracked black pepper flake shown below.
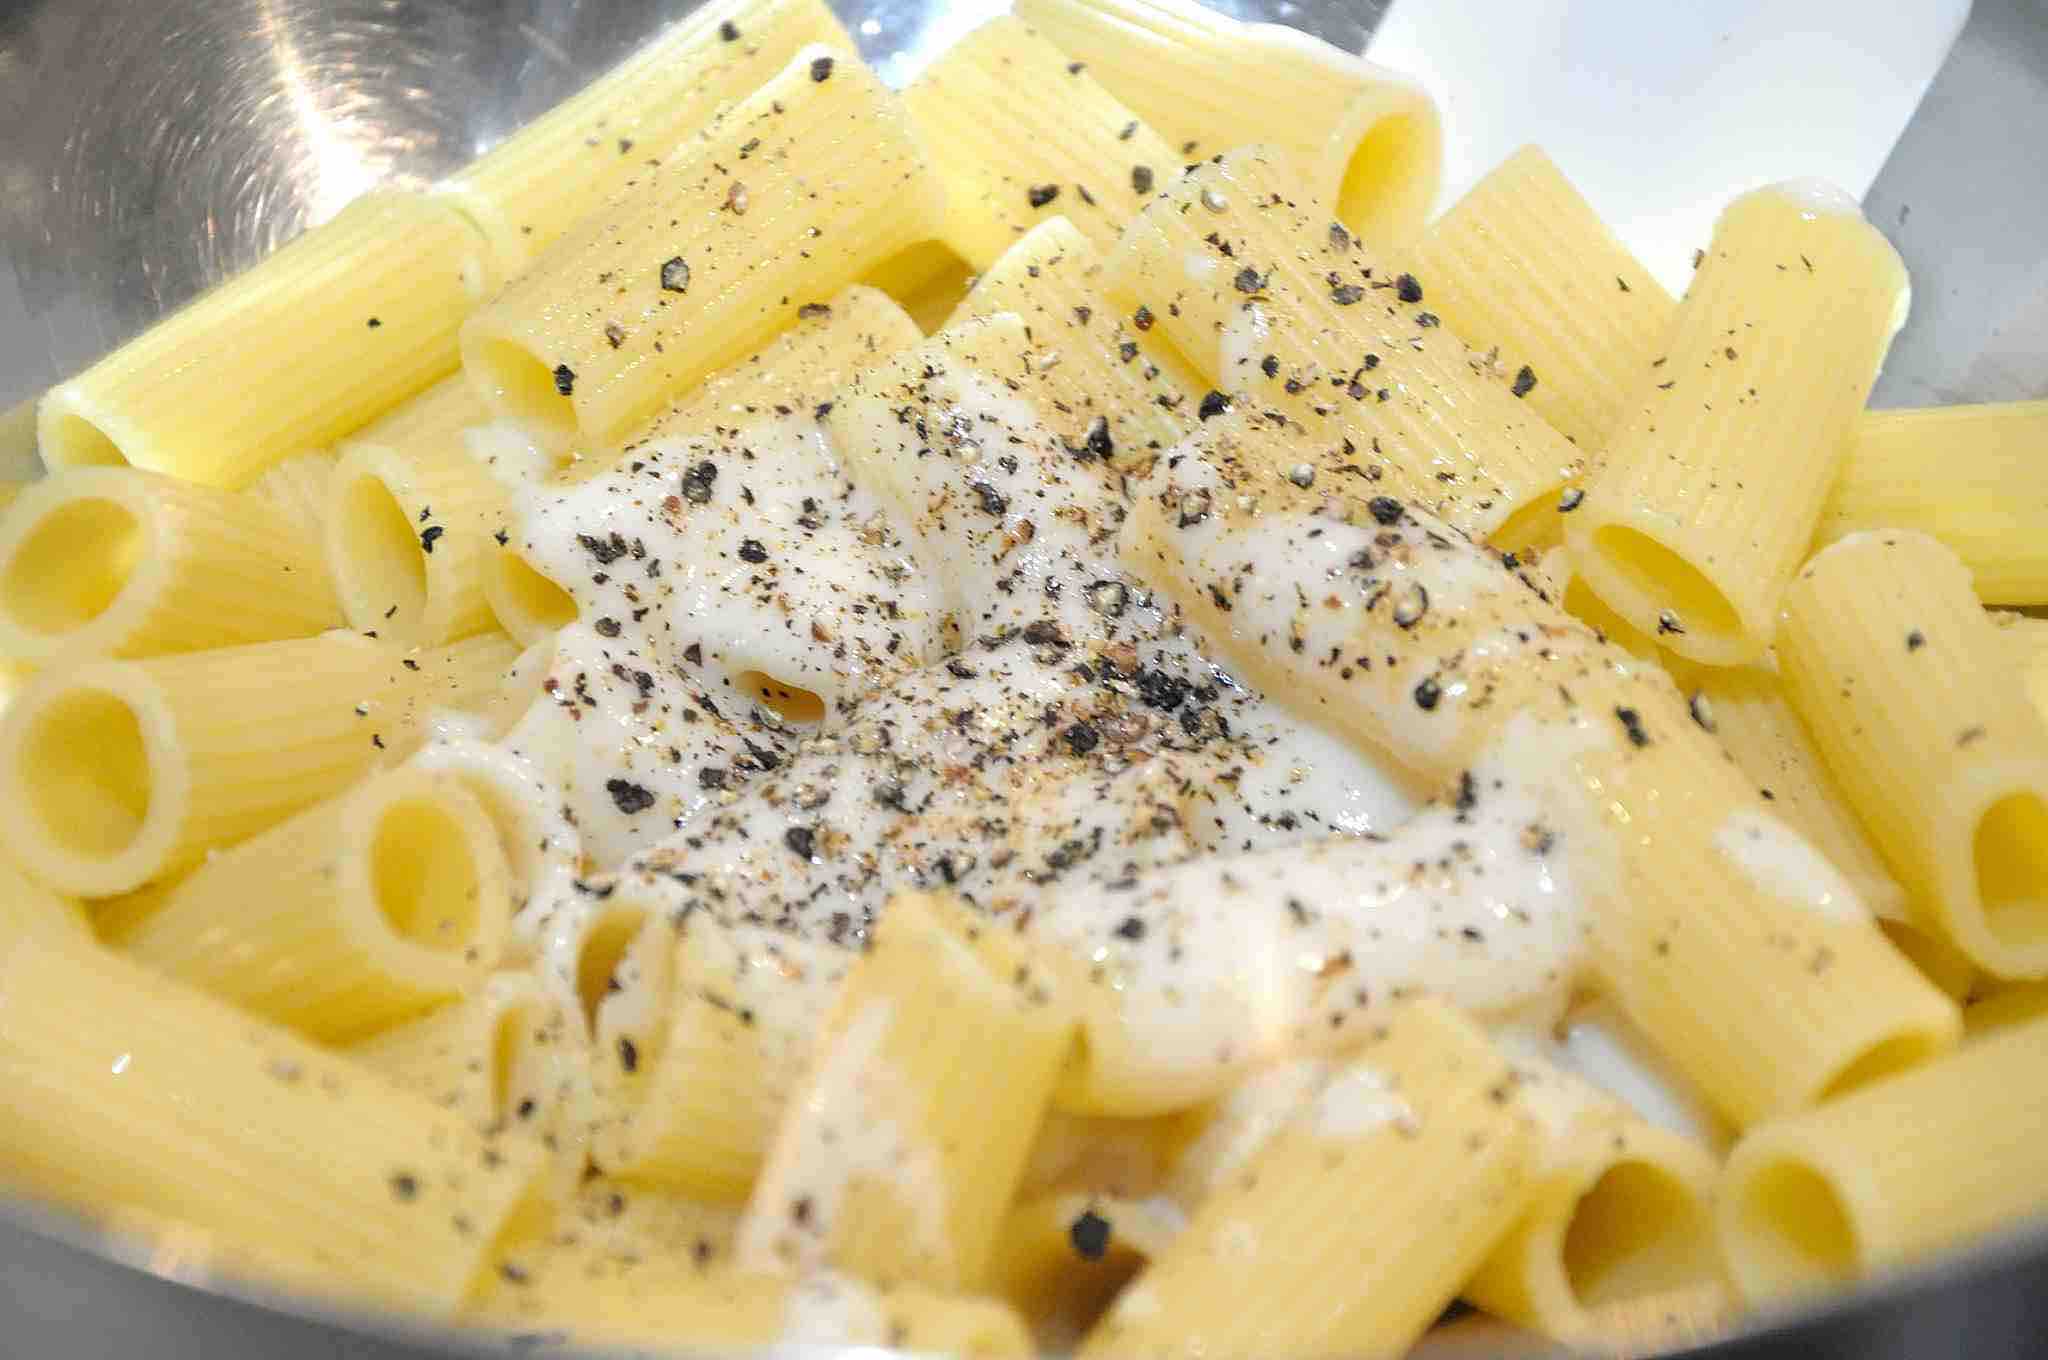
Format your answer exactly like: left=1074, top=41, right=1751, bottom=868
left=1688, top=692, right=1717, bottom=733
left=1657, top=610, right=1685, bottom=636
left=366, top=316, right=382, bottom=329
left=1114, top=916, right=1146, bottom=941
left=1064, top=722, right=1101, bottom=755
left=1133, top=305, right=1154, bottom=331
left=1906, top=629, right=1926, bottom=651
left=1331, top=282, right=1364, bottom=305
left=1615, top=706, right=1650, bottom=747
left=1233, top=266, right=1264, bottom=294
left=1368, top=495, right=1405, bottom=526
left=594, top=617, right=622, bottom=638
left=579, top=532, right=628, bottom=564
left=603, top=321, right=626, bottom=349
left=1511, top=365, right=1537, bottom=398
left=617, top=1036, right=639, bottom=1072
left=1395, top=273, right=1424, bottom=303
left=1027, top=183, right=1061, bottom=208
left=660, top=256, right=690, bottom=293
left=552, top=364, right=576, bottom=396
left=971, top=481, right=1009, bottom=515
left=1070, top=1209, right=1112, bottom=1261
left=737, top=539, right=769, bottom=564
left=809, top=55, right=834, bottom=81
left=606, top=779, right=655, bottom=814
left=797, top=301, right=832, bottom=320
left=719, top=19, right=739, bottom=39
left=1454, top=770, right=1478, bottom=813
left=1131, top=164, right=1155, bottom=194
left=1414, top=677, right=1442, bottom=710
left=1260, top=354, right=1280, bottom=379
left=1084, top=416, right=1114, bottom=460
left=389, top=1172, right=418, bottom=1202
left=1198, top=390, right=1231, bottom=420
left=784, top=825, right=817, bottom=859
left=698, top=766, right=728, bottom=790
left=1391, top=583, right=1429, bottom=628
left=419, top=524, right=444, bottom=554
left=680, top=460, right=718, bottom=503
left=1328, top=221, right=1352, bottom=251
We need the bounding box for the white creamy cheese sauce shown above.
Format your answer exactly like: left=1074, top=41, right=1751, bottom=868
left=426, top=345, right=1712, bottom=1259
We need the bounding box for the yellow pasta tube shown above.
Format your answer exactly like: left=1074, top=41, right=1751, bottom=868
left=0, top=468, right=340, bottom=665
left=1817, top=401, right=2048, bottom=606
left=483, top=544, right=578, bottom=645
left=947, top=216, right=1199, bottom=465
left=460, top=46, right=944, bottom=449
left=0, top=931, right=544, bottom=1317
left=737, top=892, right=1075, bottom=1291
left=1012, top=0, right=1442, bottom=247
left=1401, top=144, right=1677, bottom=450
left=435, top=0, right=854, bottom=270
left=1778, top=529, right=2048, bottom=979
left=903, top=17, right=1181, bottom=269
left=0, top=849, right=94, bottom=947
left=1464, top=1056, right=1724, bottom=1345
left=245, top=448, right=339, bottom=542
left=0, top=632, right=426, bottom=897
left=1668, top=661, right=1908, bottom=923
left=1103, top=147, right=1583, bottom=548
left=1720, top=1011, right=2048, bottom=1305
left=985, top=1191, right=1186, bottom=1350
left=1567, top=184, right=1909, bottom=665
left=39, top=192, right=497, bottom=488
left=348, top=970, right=591, bottom=1201
left=593, top=916, right=841, bottom=1202
left=1081, top=1000, right=1534, bottom=1359
left=1124, top=418, right=1963, bottom=1125
left=624, top=283, right=923, bottom=450
left=122, top=767, right=512, bottom=1041
left=329, top=377, right=509, bottom=647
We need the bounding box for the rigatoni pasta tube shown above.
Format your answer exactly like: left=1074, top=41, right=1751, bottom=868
left=1567, top=183, right=1909, bottom=665
left=736, top=892, right=1075, bottom=1291
left=0, top=931, right=543, bottom=1317
left=592, top=916, right=841, bottom=1202
left=0, top=632, right=421, bottom=897
left=460, top=45, right=944, bottom=449
left=1464, top=1054, right=1724, bottom=1345
left=329, top=377, right=508, bottom=647
left=0, top=468, right=340, bottom=666
left=1720, top=1011, right=2048, bottom=1305
left=123, top=767, right=511, bottom=1041
left=483, top=542, right=579, bottom=645
left=39, top=192, right=497, bottom=488
left=1080, top=1000, right=1534, bottom=1360
left=435, top=0, right=853, bottom=271
left=244, top=448, right=339, bottom=543
left=1778, top=530, right=2048, bottom=979
left=1103, top=147, right=1582, bottom=549
left=902, top=17, right=1181, bottom=269
left=1817, top=400, right=2048, bottom=607
left=947, top=216, right=1198, bottom=465
left=1123, top=418, right=1962, bottom=1124
left=1402, top=144, right=1676, bottom=450
left=1012, top=0, right=1442, bottom=248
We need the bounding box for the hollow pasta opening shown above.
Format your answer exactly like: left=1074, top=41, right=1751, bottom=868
left=21, top=687, right=152, bottom=860
left=1973, top=792, right=2048, bottom=961
left=369, top=796, right=487, bottom=953
left=1586, top=524, right=1746, bottom=647
left=1336, top=112, right=1435, bottom=249
left=1728, top=1157, right=1859, bottom=1294
left=1820, top=1030, right=1946, bottom=1102
left=45, top=413, right=129, bottom=468
left=1563, top=1160, right=1716, bottom=1312
left=2, top=496, right=145, bottom=639
left=334, top=472, right=429, bottom=635
left=863, top=238, right=976, bottom=333
left=473, top=338, right=578, bottom=438
left=738, top=670, right=826, bottom=725
left=574, top=906, right=653, bottom=1032
left=488, top=552, right=577, bottom=640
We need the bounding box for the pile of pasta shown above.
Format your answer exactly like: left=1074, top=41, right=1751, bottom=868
left=3, top=0, right=2048, bottom=1355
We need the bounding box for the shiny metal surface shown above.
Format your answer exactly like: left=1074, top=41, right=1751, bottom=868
left=0, top=0, right=2045, bottom=1354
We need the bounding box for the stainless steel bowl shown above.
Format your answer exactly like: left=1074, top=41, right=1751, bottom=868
left=2, top=0, right=2046, bottom=1354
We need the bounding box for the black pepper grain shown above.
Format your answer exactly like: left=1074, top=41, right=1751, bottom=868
left=660, top=256, right=690, bottom=293
left=1615, top=706, right=1651, bottom=747
left=419, top=525, right=444, bottom=554
left=606, top=779, right=656, bottom=814
left=784, top=825, right=817, bottom=860
left=1028, top=184, right=1061, bottom=208
left=809, top=55, right=834, bottom=81
left=1198, top=391, right=1231, bottom=420
left=1070, top=1209, right=1112, bottom=1261
left=737, top=539, right=769, bottom=564
left=1511, top=365, right=1538, bottom=398
left=553, top=364, right=576, bottom=396
left=1395, top=273, right=1424, bottom=303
